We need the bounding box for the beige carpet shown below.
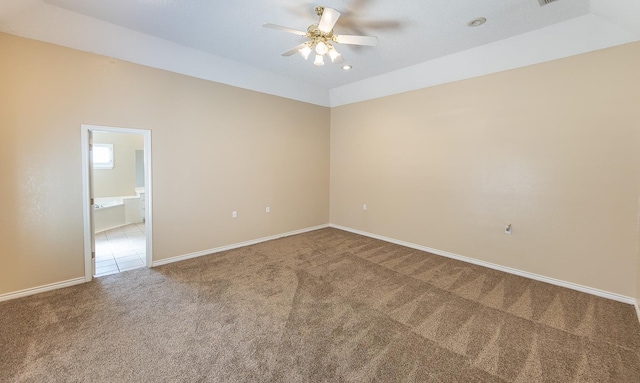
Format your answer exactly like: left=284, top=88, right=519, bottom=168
left=1, top=228, right=639, bottom=382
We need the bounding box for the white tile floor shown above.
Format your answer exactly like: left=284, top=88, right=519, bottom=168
left=95, top=223, right=146, bottom=277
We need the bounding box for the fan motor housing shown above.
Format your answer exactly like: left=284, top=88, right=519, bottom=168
left=307, top=23, right=335, bottom=44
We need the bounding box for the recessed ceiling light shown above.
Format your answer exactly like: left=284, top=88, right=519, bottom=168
left=342, top=65, right=352, bottom=71
left=467, top=17, right=487, bottom=27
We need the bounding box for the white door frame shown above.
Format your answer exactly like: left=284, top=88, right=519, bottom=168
left=81, top=124, right=153, bottom=281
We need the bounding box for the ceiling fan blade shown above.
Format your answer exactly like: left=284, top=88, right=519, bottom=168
left=318, top=7, right=341, bottom=33
left=281, top=43, right=309, bottom=57
left=263, top=23, right=307, bottom=36
left=335, top=34, right=378, bottom=46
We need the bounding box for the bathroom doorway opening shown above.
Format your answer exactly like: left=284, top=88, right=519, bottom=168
left=81, top=125, right=153, bottom=280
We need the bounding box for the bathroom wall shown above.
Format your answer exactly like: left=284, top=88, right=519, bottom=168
left=0, top=33, right=330, bottom=295
left=93, top=131, right=143, bottom=198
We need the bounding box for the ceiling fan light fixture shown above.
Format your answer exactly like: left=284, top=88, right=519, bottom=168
left=299, top=44, right=312, bottom=60
left=315, top=41, right=329, bottom=55
left=264, top=6, right=378, bottom=68
left=328, top=47, right=341, bottom=62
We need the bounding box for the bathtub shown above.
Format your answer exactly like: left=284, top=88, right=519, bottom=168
left=94, top=196, right=124, bottom=209
left=94, top=196, right=142, bottom=233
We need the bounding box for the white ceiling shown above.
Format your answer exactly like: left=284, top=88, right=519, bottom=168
left=1, top=0, right=639, bottom=106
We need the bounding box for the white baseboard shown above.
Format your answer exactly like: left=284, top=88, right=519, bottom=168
left=0, top=277, right=86, bottom=302
left=330, top=224, right=636, bottom=305
left=1, top=225, right=329, bottom=302
left=3, top=224, right=636, bottom=313
left=152, top=224, right=330, bottom=267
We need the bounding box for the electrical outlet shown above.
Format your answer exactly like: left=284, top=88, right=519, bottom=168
left=363, top=204, right=367, bottom=211
left=505, top=224, right=512, bottom=235
left=266, top=207, right=270, bottom=213
left=232, top=211, right=237, bottom=218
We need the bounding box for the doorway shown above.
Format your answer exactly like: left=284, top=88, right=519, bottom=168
left=81, top=125, right=153, bottom=280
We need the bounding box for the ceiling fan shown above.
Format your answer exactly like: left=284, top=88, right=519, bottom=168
left=263, top=6, right=378, bottom=67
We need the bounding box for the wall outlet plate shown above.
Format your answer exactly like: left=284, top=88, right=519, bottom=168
left=266, top=207, right=270, bottom=213
left=232, top=211, right=237, bottom=218
left=505, top=224, right=512, bottom=234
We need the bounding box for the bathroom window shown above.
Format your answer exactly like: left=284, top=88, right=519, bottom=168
left=93, top=143, right=114, bottom=169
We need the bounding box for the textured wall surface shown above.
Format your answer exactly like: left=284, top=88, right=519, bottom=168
left=331, top=42, right=640, bottom=297
left=0, top=33, right=330, bottom=295
left=2, top=32, right=640, bottom=300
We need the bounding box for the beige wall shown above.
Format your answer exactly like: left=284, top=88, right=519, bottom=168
left=93, top=131, right=143, bottom=198
left=0, top=33, right=330, bottom=295
left=331, top=42, right=640, bottom=297
left=2, top=31, right=639, bottom=300
left=638, top=197, right=640, bottom=306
